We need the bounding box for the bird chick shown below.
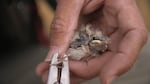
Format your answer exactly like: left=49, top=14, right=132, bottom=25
left=67, top=24, right=110, bottom=60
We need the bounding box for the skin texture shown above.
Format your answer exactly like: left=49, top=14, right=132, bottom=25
left=36, top=0, right=148, bottom=84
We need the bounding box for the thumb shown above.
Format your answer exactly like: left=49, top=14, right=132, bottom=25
left=49, top=0, right=85, bottom=57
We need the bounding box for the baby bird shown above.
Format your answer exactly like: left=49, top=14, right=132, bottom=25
left=67, top=24, right=110, bottom=60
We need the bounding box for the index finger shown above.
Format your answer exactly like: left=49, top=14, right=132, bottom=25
left=49, top=0, right=85, bottom=56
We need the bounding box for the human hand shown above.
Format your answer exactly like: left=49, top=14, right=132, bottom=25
left=36, top=0, right=148, bottom=84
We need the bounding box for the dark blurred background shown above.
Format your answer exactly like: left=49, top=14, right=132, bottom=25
left=0, top=0, right=150, bottom=84
left=0, top=0, right=57, bottom=55
left=0, top=0, right=56, bottom=84
left=0, top=0, right=36, bottom=55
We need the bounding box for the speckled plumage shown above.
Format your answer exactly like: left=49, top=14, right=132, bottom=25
left=67, top=24, right=110, bottom=60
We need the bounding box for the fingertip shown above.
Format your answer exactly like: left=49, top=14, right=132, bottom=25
left=100, top=72, right=117, bottom=84
left=44, top=48, right=56, bottom=62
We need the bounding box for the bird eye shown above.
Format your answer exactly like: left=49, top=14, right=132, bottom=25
left=92, top=36, right=99, bottom=40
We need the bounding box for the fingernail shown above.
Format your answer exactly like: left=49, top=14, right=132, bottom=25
left=44, top=46, right=60, bottom=62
